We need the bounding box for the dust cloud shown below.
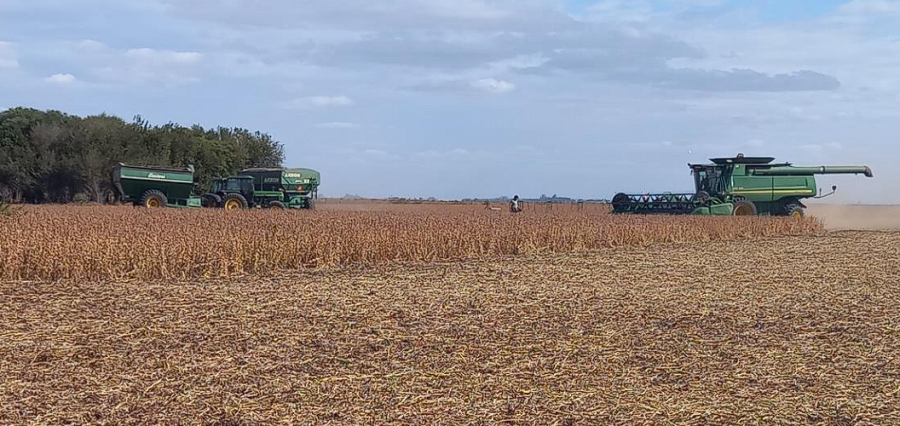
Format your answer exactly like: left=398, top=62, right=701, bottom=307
left=807, top=204, right=900, bottom=230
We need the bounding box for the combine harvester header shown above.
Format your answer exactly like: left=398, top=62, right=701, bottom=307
left=612, top=154, right=872, bottom=217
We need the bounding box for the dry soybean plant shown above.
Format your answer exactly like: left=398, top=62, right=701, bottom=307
left=0, top=205, right=822, bottom=281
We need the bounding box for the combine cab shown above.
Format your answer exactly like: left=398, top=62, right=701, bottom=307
left=112, top=163, right=202, bottom=208
left=613, top=154, right=873, bottom=217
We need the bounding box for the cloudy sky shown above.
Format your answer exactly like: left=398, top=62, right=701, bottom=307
left=1, top=0, right=897, bottom=201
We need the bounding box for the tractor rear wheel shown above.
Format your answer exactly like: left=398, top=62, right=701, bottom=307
left=785, top=204, right=804, bottom=218
left=140, top=190, right=168, bottom=208
left=733, top=200, right=757, bottom=216
left=268, top=201, right=286, bottom=210
left=223, top=194, right=247, bottom=210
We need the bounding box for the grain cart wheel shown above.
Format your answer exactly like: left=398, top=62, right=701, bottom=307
left=268, top=201, right=286, bottom=210
left=140, top=190, right=168, bottom=208
left=785, top=204, right=805, bottom=218
left=223, top=194, right=247, bottom=210
left=733, top=200, right=758, bottom=216
left=306, top=198, right=316, bottom=210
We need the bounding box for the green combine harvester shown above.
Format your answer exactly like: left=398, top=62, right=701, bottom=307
left=112, top=163, right=203, bottom=208
left=612, top=154, right=873, bottom=217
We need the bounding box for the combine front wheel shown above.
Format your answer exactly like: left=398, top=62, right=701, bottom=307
left=733, top=200, right=758, bottom=216
left=785, top=204, right=804, bottom=218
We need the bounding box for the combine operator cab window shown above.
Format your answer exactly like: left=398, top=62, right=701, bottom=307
left=695, top=167, right=725, bottom=195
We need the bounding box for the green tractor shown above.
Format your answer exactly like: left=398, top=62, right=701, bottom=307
left=202, top=176, right=261, bottom=210
left=612, top=154, right=873, bottom=217
left=202, top=167, right=320, bottom=210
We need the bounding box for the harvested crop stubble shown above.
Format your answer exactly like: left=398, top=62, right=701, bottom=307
left=0, top=231, right=898, bottom=424
left=0, top=205, right=821, bottom=281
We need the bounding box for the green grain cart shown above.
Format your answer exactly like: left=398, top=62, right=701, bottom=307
left=240, top=168, right=319, bottom=209
left=202, top=168, right=320, bottom=210
left=612, top=154, right=873, bottom=217
left=112, top=163, right=202, bottom=208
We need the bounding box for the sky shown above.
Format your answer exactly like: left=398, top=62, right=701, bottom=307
left=0, top=0, right=897, bottom=201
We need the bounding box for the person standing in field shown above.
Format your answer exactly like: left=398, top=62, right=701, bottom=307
left=510, top=195, right=522, bottom=213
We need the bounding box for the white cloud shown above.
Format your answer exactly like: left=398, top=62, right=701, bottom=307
left=362, top=148, right=399, bottom=160
left=0, top=42, right=19, bottom=69
left=471, top=78, right=515, bottom=94
left=838, top=0, right=900, bottom=15
left=314, top=121, right=359, bottom=129
left=414, top=148, right=470, bottom=158
left=51, top=43, right=206, bottom=85
left=46, top=73, right=77, bottom=84
left=125, top=48, right=201, bottom=64
left=282, top=96, right=355, bottom=109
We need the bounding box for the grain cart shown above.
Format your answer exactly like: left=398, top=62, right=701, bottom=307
left=202, top=168, right=320, bottom=210
left=612, top=154, right=872, bottom=217
left=239, top=168, right=320, bottom=210
left=112, top=163, right=202, bottom=208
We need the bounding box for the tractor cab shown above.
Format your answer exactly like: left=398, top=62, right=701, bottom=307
left=213, top=176, right=254, bottom=197
left=203, top=176, right=256, bottom=209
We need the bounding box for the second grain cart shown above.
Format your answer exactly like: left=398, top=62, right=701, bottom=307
left=112, top=163, right=203, bottom=208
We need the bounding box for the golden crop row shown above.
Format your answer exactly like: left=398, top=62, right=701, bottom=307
left=0, top=205, right=822, bottom=281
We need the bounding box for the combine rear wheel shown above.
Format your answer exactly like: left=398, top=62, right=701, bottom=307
left=223, top=194, right=247, bottom=210
left=785, top=204, right=804, bottom=218
left=733, top=200, right=757, bottom=216
left=140, top=190, right=168, bottom=208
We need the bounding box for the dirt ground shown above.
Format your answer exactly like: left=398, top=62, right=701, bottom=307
left=807, top=204, right=900, bottom=230
left=2, top=231, right=899, bottom=425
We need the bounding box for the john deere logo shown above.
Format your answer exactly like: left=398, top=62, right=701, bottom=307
left=148, top=173, right=166, bottom=179
left=285, top=173, right=303, bottom=178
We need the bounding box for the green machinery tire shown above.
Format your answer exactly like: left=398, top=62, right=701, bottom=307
left=140, top=190, right=168, bottom=208
left=223, top=194, right=248, bottom=210
left=268, top=201, right=286, bottom=210
left=733, top=200, right=758, bottom=216
left=785, top=204, right=804, bottom=218
left=202, top=193, right=221, bottom=208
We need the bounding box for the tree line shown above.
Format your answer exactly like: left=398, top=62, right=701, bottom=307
left=0, top=107, right=284, bottom=203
